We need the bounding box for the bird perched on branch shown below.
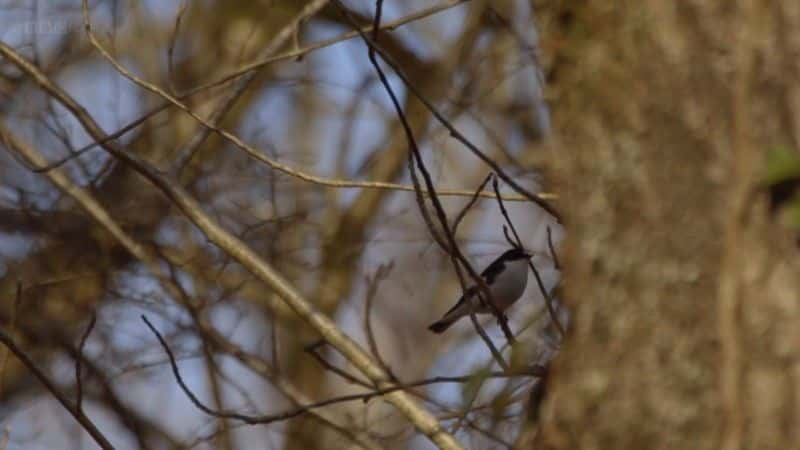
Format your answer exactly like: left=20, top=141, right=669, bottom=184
left=428, top=247, right=533, bottom=333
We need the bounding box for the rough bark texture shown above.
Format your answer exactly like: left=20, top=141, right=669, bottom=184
left=537, top=2, right=800, bottom=449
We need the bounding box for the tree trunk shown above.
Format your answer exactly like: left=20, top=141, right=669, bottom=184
left=537, top=1, right=800, bottom=449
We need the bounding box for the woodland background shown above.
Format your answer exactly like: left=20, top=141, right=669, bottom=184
left=0, top=1, right=799, bottom=450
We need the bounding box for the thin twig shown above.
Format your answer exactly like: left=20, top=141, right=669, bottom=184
left=305, top=341, right=372, bottom=388
left=145, top=315, right=537, bottom=427
left=1, top=52, right=378, bottom=450
left=492, top=177, right=524, bottom=247
left=355, top=0, right=513, bottom=367
left=25, top=1, right=544, bottom=204
left=547, top=225, right=560, bottom=271
left=363, top=262, right=397, bottom=380
left=166, top=1, right=188, bottom=96
left=343, top=0, right=517, bottom=346
left=3, top=31, right=463, bottom=450
left=26, top=1, right=470, bottom=174
left=79, top=10, right=542, bottom=201
left=452, top=173, right=493, bottom=235
left=502, top=225, right=517, bottom=249
left=171, top=0, right=331, bottom=173
left=0, top=328, right=114, bottom=450
left=0, top=283, right=22, bottom=399
left=196, top=319, right=384, bottom=449
left=528, top=260, right=565, bottom=337
left=75, top=313, right=97, bottom=413
left=492, top=178, right=565, bottom=337
left=340, top=4, right=560, bottom=221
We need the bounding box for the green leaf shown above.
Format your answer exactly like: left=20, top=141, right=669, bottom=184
left=784, top=198, right=800, bottom=229
left=764, top=146, right=800, bottom=185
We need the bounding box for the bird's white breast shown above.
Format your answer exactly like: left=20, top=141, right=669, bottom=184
left=489, top=258, right=529, bottom=310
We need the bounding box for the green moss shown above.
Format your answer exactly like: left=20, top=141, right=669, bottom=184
left=764, top=146, right=800, bottom=185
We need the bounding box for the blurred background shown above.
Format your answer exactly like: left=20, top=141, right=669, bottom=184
left=4, top=1, right=800, bottom=450
left=0, top=1, right=564, bottom=449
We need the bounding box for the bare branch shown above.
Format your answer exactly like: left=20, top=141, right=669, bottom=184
left=166, top=1, right=188, bottom=96
left=0, top=39, right=463, bottom=450
left=170, top=0, right=332, bottom=173
left=23, top=1, right=478, bottom=179
left=350, top=0, right=513, bottom=367
left=339, top=2, right=560, bottom=220
left=492, top=177, right=524, bottom=248
left=305, top=341, right=372, bottom=388
left=0, top=283, right=22, bottom=399
left=363, top=262, right=397, bottom=380
left=547, top=226, right=561, bottom=271
left=75, top=313, right=96, bottom=414
left=0, top=327, right=114, bottom=450
left=452, top=173, right=494, bottom=235
left=492, top=178, right=565, bottom=337
left=26, top=1, right=544, bottom=203
left=146, top=316, right=537, bottom=428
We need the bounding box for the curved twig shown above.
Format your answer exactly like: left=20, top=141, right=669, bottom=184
left=0, top=38, right=463, bottom=450
left=0, top=327, right=114, bottom=450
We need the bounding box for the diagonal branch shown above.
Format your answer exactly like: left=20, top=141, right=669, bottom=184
left=492, top=178, right=565, bottom=337
left=75, top=313, right=96, bottom=414
left=29, top=0, right=545, bottom=204
left=27, top=1, right=473, bottom=177
left=144, top=316, right=542, bottom=428
left=2, top=121, right=381, bottom=450
left=0, top=327, right=114, bottom=450
left=0, top=40, right=463, bottom=450
left=337, top=3, right=560, bottom=221
left=352, top=0, right=514, bottom=369
left=170, top=0, right=332, bottom=174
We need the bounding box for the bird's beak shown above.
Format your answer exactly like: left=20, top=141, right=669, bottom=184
left=524, top=250, right=534, bottom=259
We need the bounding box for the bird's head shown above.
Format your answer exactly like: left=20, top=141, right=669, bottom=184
left=502, top=247, right=534, bottom=261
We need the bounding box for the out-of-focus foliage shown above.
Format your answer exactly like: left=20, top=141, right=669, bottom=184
left=764, top=146, right=800, bottom=228
left=0, top=1, right=561, bottom=449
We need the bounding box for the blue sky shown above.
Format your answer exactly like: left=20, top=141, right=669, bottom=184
left=0, top=1, right=560, bottom=448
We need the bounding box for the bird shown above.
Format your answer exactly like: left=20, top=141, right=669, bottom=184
left=428, top=247, right=533, bottom=333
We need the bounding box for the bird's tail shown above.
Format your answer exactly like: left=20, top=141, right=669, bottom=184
left=427, top=317, right=458, bottom=334
left=428, top=290, right=474, bottom=333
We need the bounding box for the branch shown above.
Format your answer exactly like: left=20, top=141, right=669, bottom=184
left=528, top=256, right=565, bottom=337
left=0, top=121, right=152, bottom=264
left=547, top=225, right=561, bottom=270
left=305, top=341, right=372, bottom=388
left=75, top=313, right=96, bottom=414
left=339, top=3, right=560, bottom=221
left=146, top=316, right=535, bottom=427
left=197, top=324, right=384, bottom=450
left=353, top=0, right=513, bottom=367
left=492, top=178, right=565, bottom=337
left=2, top=58, right=380, bottom=450
left=0, top=40, right=462, bottom=450
left=492, top=177, right=524, bottom=247
left=0, top=328, right=114, bottom=450
left=27, top=1, right=544, bottom=203
left=363, top=263, right=397, bottom=380
left=170, top=0, right=332, bottom=173
left=24, top=1, right=472, bottom=176
left=452, top=173, right=494, bottom=235
left=146, top=315, right=541, bottom=428
left=3, top=75, right=378, bottom=449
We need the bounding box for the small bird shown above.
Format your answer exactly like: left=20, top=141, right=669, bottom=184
left=428, top=247, right=533, bottom=333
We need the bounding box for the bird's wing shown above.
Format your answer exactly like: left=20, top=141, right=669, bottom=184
left=439, top=257, right=505, bottom=320
left=440, top=285, right=479, bottom=318
left=479, top=258, right=506, bottom=284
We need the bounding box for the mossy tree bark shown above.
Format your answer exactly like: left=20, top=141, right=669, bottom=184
left=537, top=2, right=800, bottom=449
